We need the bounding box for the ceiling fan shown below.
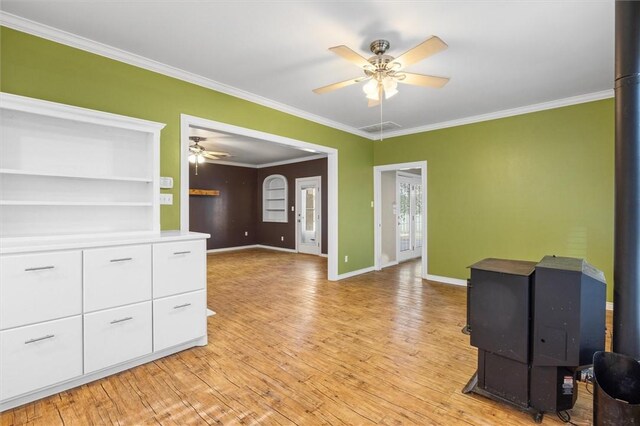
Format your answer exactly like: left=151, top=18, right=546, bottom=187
left=189, top=136, right=231, bottom=175
left=313, top=36, right=449, bottom=107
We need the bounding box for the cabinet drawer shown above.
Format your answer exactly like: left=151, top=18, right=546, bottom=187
left=84, top=301, right=152, bottom=374
left=84, top=244, right=152, bottom=312
left=153, top=240, right=206, bottom=298
left=0, top=316, right=82, bottom=400
left=153, top=290, right=206, bottom=352
left=0, top=251, right=82, bottom=330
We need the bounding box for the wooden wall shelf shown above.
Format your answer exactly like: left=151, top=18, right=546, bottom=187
left=189, top=189, right=220, bottom=196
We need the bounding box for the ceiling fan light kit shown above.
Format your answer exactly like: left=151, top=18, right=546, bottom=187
left=188, top=136, right=231, bottom=175
left=313, top=36, right=450, bottom=106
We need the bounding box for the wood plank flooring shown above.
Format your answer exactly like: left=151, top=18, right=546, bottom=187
left=1, top=249, right=612, bottom=425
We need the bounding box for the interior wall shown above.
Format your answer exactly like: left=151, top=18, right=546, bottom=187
left=1, top=27, right=374, bottom=274
left=374, top=99, right=615, bottom=300
left=257, top=158, right=328, bottom=254
left=189, top=163, right=257, bottom=250
left=380, top=171, right=396, bottom=265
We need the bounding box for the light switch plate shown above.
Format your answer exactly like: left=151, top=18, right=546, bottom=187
left=159, top=176, right=173, bottom=189
left=159, top=193, right=173, bottom=205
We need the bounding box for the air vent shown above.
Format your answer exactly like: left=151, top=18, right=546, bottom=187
left=359, top=121, right=401, bottom=133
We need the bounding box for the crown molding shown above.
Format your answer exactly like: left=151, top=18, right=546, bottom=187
left=381, top=89, right=614, bottom=140
left=1, top=11, right=614, bottom=142
left=202, top=154, right=326, bottom=169
left=0, top=12, right=372, bottom=140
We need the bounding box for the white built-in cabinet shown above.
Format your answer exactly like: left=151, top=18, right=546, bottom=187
left=262, top=174, right=288, bottom=223
left=0, top=93, right=209, bottom=412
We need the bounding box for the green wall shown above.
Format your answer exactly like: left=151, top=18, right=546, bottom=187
left=0, top=27, right=616, bottom=298
left=375, top=100, right=615, bottom=300
left=0, top=27, right=374, bottom=274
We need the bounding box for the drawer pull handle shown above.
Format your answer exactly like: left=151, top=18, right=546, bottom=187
left=174, top=303, right=192, bottom=309
left=173, top=251, right=191, bottom=255
left=25, top=334, right=55, bottom=344
left=110, top=257, right=133, bottom=263
left=110, top=316, right=133, bottom=324
left=24, top=266, right=55, bottom=272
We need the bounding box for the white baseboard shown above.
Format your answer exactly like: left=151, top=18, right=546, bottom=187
left=255, top=244, right=297, bottom=253
left=381, top=260, right=399, bottom=269
left=606, top=302, right=613, bottom=311
left=206, top=245, right=258, bottom=254
left=425, top=274, right=468, bottom=287
left=337, top=266, right=375, bottom=280
left=207, top=309, right=216, bottom=317
left=319, top=253, right=328, bottom=258
left=206, top=244, right=298, bottom=254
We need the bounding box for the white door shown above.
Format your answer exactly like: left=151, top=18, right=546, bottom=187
left=296, top=177, right=322, bottom=255
left=397, top=174, right=423, bottom=262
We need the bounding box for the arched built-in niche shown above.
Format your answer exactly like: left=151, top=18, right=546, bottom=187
left=263, top=174, right=288, bottom=223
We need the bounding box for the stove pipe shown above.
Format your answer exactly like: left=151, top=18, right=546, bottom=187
left=613, top=0, right=640, bottom=359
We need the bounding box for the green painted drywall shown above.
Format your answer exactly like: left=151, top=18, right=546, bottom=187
left=375, top=100, right=615, bottom=300
left=0, top=27, right=374, bottom=274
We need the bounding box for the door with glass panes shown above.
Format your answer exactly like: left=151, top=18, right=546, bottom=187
left=397, top=173, right=423, bottom=262
left=295, top=176, right=321, bottom=255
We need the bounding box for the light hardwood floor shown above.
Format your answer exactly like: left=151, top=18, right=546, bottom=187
left=1, top=249, right=611, bottom=425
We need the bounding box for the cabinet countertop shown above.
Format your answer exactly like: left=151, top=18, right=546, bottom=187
left=0, top=231, right=210, bottom=255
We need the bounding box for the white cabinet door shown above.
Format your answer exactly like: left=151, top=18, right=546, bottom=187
left=83, top=244, right=152, bottom=312
left=0, top=315, right=82, bottom=400
left=84, top=301, right=152, bottom=374
left=152, top=240, right=206, bottom=298
left=153, top=290, right=206, bottom=352
left=0, top=251, right=82, bottom=330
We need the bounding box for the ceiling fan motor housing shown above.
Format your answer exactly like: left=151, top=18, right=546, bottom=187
left=369, top=39, right=390, bottom=55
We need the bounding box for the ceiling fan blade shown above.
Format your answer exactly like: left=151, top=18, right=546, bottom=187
left=329, top=45, right=373, bottom=69
left=205, top=151, right=231, bottom=157
left=392, top=36, right=448, bottom=70
left=202, top=152, right=221, bottom=160
left=313, top=77, right=369, bottom=94
left=398, top=72, right=449, bottom=88
left=368, top=98, right=381, bottom=108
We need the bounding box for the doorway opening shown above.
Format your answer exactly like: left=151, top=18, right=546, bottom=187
left=180, top=114, right=338, bottom=280
left=373, top=161, right=428, bottom=279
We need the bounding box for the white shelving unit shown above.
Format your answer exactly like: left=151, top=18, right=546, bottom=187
left=0, top=93, right=164, bottom=240
left=262, top=174, right=288, bottom=223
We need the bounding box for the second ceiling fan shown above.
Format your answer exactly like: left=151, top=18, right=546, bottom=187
left=313, top=36, right=449, bottom=107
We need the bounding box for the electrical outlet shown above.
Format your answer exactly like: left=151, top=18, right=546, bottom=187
left=281, top=236, right=284, bottom=241
left=291, top=206, right=294, bottom=211
left=159, top=193, right=173, bottom=205
left=371, top=201, right=374, bottom=207
left=344, top=255, right=349, bottom=263
left=244, top=231, right=248, bottom=236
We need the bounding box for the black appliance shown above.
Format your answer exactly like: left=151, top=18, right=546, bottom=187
left=463, top=256, right=606, bottom=422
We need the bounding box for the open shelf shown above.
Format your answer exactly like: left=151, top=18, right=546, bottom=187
left=0, top=168, right=153, bottom=182
left=262, top=174, right=288, bottom=223
left=0, top=93, right=164, bottom=240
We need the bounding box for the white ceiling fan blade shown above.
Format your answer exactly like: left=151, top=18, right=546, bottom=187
left=392, top=36, right=448, bottom=70
left=328, top=45, right=373, bottom=69
left=205, top=151, right=231, bottom=157
left=313, top=77, right=369, bottom=94
left=398, top=72, right=449, bottom=88
left=202, top=153, right=221, bottom=160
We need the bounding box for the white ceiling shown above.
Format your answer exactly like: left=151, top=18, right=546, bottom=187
left=1, top=1, right=614, bottom=138
left=190, top=127, right=321, bottom=167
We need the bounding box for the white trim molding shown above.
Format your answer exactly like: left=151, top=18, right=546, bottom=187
left=336, top=266, right=375, bottom=280
left=255, top=244, right=297, bottom=253
left=425, top=274, right=468, bottom=287
left=0, top=12, right=614, bottom=141
left=204, top=154, right=328, bottom=170
left=206, top=245, right=258, bottom=254
left=382, top=90, right=614, bottom=139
